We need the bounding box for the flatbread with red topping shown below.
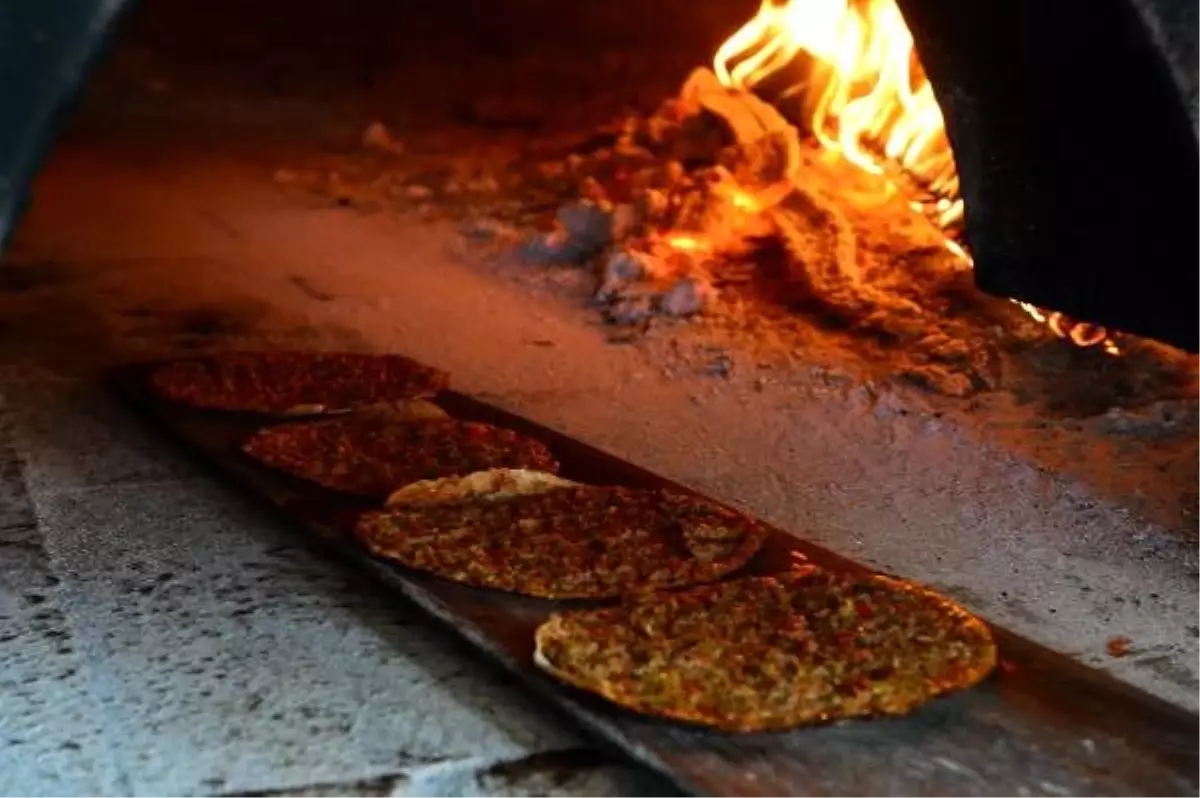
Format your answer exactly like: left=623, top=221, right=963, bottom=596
left=148, top=351, right=449, bottom=415
left=534, top=569, right=996, bottom=732
left=242, top=412, right=559, bottom=498
left=355, top=485, right=767, bottom=598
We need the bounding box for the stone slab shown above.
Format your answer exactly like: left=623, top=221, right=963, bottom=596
left=1, top=373, right=201, bottom=497
left=34, top=479, right=580, bottom=796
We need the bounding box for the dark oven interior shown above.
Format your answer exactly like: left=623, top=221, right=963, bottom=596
left=4, top=0, right=1198, bottom=348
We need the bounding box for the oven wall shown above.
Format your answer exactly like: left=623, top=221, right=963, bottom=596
left=1, top=0, right=757, bottom=248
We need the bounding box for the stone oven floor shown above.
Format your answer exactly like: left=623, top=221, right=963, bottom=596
left=0, top=115, right=1196, bottom=794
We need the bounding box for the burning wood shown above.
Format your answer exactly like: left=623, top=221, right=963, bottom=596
left=512, top=68, right=802, bottom=320
left=502, top=66, right=988, bottom=365
left=503, top=0, right=1117, bottom=353
left=710, top=0, right=1119, bottom=353
left=268, top=0, right=1193, bottom=399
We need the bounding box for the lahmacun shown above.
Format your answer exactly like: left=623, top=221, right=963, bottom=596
left=356, top=485, right=767, bottom=598
left=148, top=351, right=449, bottom=414
left=242, top=412, right=559, bottom=498
left=534, top=569, right=997, bottom=731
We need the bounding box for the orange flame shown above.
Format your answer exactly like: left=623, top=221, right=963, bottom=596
left=714, top=0, right=961, bottom=226
left=712, top=0, right=1117, bottom=353
left=665, top=234, right=710, bottom=253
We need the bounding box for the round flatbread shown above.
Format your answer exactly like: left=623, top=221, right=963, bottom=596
left=533, top=569, right=997, bottom=732
left=385, top=468, right=579, bottom=507
left=148, top=351, right=449, bottom=415
left=355, top=486, right=767, bottom=598
left=242, top=413, right=560, bottom=498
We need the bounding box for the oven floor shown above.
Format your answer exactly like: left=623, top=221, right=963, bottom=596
left=0, top=120, right=1195, bottom=794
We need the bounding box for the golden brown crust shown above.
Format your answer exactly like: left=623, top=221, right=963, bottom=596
left=148, top=351, right=449, bottom=414
left=385, top=468, right=578, bottom=507
left=356, top=400, right=451, bottom=423
left=356, top=486, right=767, bottom=598
left=533, top=569, right=997, bottom=732
left=242, top=413, right=559, bottom=498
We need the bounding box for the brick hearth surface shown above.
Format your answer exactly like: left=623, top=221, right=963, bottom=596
left=0, top=120, right=1195, bottom=795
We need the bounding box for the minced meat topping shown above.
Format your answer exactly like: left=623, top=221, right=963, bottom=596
left=149, top=351, right=449, bottom=414
left=243, top=415, right=559, bottom=498
left=534, top=569, right=996, bottom=731
left=356, top=485, right=767, bottom=598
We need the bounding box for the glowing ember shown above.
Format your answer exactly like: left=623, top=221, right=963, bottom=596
left=1018, top=301, right=1121, bottom=355
left=710, top=0, right=1116, bottom=353
left=666, top=234, right=710, bottom=253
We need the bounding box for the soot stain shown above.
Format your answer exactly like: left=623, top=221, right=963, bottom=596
left=1131, top=652, right=1200, bottom=692
left=482, top=749, right=611, bottom=788
left=230, top=774, right=407, bottom=797
left=288, top=275, right=336, bottom=302
left=0, top=261, right=74, bottom=293
left=177, top=308, right=252, bottom=337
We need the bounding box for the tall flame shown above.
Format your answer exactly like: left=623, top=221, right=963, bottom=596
left=711, top=0, right=1117, bottom=352
left=714, top=0, right=961, bottom=228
